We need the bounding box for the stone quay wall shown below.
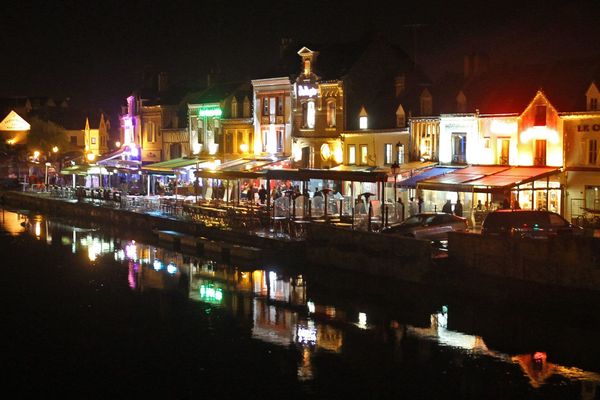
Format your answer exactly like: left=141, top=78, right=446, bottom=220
left=0, top=191, right=302, bottom=253
left=306, top=223, right=433, bottom=283
left=448, top=232, right=600, bottom=291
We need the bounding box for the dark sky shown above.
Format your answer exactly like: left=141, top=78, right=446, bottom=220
left=1, top=0, right=598, bottom=116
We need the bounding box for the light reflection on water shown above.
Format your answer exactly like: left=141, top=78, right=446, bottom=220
left=2, top=208, right=600, bottom=396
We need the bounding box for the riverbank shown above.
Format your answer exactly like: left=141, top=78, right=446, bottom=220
left=2, top=189, right=599, bottom=316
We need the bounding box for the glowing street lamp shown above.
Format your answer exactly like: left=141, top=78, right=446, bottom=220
left=115, top=141, right=121, bottom=148
left=33, top=150, right=40, bottom=160
left=86, top=153, right=96, bottom=163
left=44, top=162, right=51, bottom=188
left=52, top=146, right=59, bottom=153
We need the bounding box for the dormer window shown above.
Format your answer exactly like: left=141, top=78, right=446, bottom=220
left=359, top=106, right=368, bottom=130
left=420, top=89, right=432, bottom=115
left=586, top=82, right=600, bottom=111
left=304, top=60, right=311, bottom=75
left=395, top=104, right=406, bottom=128
left=243, top=97, right=251, bottom=117
left=231, top=98, right=238, bottom=118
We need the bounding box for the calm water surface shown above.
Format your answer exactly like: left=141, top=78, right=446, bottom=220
left=1, top=207, right=599, bottom=399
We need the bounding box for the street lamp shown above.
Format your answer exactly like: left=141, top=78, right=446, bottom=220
left=52, top=146, right=59, bottom=154
left=44, top=162, right=51, bottom=188
left=390, top=161, right=400, bottom=202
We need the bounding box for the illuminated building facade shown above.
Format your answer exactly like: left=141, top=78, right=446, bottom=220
left=251, top=77, right=293, bottom=158
left=286, top=35, right=430, bottom=169
left=118, top=72, right=188, bottom=164
left=84, top=113, right=109, bottom=158
left=187, top=81, right=253, bottom=160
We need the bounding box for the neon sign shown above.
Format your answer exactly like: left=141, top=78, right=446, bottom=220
left=298, top=85, right=318, bottom=97
left=198, top=105, right=222, bottom=117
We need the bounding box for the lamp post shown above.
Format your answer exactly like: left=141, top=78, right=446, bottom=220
left=44, top=162, right=51, bottom=189
left=391, top=161, right=400, bottom=201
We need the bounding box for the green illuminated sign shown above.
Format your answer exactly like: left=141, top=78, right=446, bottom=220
left=199, top=284, right=223, bottom=304
left=198, top=105, right=222, bottom=117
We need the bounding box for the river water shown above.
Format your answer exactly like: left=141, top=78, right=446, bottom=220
left=1, top=207, right=599, bottom=399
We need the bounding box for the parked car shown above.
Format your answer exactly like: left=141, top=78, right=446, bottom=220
left=381, top=212, right=468, bottom=240
left=481, top=210, right=583, bottom=238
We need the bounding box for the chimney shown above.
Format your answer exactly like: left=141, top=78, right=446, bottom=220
left=158, top=72, right=169, bottom=93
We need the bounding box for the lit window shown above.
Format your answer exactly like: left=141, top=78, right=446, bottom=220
left=262, top=131, right=268, bottom=152
left=306, top=101, right=315, bottom=129
left=384, top=143, right=392, bottom=164
left=304, top=59, right=311, bottom=75
left=396, top=144, right=405, bottom=164
left=360, top=144, right=368, bottom=165
left=359, top=116, right=368, bottom=130
left=327, top=100, right=336, bottom=127
left=91, top=137, right=96, bottom=145
left=262, top=98, right=269, bottom=116
left=348, top=144, right=356, bottom=164
left=277, top=96, right=284, bottom=116
left=276, top=130, right=283, bottom=153
left=589, top=139, right=598, bottom=165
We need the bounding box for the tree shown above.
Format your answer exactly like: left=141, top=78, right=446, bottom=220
left=27, top=116, right=69, bottom=155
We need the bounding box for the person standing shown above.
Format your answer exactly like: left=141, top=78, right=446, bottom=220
left=418, top=196, right=424, bottom=213
left=409, top=197, right=418, bottom=216
left=258, top=184, right=267, bottom=204
left=397, top=197, right=405, bottom=221
left=454, top=199, right=463, bottom=217
left=442, top=199, right=453, bottom=214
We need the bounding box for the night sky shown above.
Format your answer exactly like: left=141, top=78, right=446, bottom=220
left=1, top=0, right=598, bottom=116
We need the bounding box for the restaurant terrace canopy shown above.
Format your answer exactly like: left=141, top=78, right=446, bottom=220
left=142, top=157, right=210, bottom=175
left=417, top=165, right=561, bottom=193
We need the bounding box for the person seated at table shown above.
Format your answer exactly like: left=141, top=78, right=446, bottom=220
left=156, top=181, right=165, bottom=195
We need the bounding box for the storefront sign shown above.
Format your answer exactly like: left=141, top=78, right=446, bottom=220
left=0, top=111, right=30, bottom=131
left=577, top=124, right=600, bottom=132
left=298, top=85, right=318, bottom=98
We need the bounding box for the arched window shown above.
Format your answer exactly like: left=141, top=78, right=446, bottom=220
left=306, top=101, right=315, bottom=129
left=231, top=98, right=238, bottom=118
left=326, top=99, right=336, bottom=127
left=243, top=97, right=251, bottom=117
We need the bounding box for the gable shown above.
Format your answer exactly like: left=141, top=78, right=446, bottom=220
left=0, top=110, right=30, bottom=131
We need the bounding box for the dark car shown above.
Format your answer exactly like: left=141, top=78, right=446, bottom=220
left=481, top=210, right=583, bottom=238
left=381, top=212, right=468, bottom=240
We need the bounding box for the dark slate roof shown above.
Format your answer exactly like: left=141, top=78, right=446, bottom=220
left=433, top=55, right=600, bottom=114
left=184, top=81, right=250, bottom=105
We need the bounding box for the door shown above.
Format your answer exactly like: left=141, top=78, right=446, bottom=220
left=499, top=139, right=510, bottom=165
left=452, top=133, right=467, bottom=164
left=301, top=147, right=310, bottom=168
left=169, top=143, right=182, bottom=159
left=534, top=140, right=547, bottom=166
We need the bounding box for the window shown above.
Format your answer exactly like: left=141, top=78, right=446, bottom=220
left=236, top=131, right=243, bottom=152
left=360, top=144, right=368, bottom=165
left=534, top=105, right=547, bottom=126
left=589, top=139, right=598, bottom=165
left=91, top=137, right=96, bottom=144
left=451, top=133, right=467, bottom=164
left=146, top=122, right=156, bottom=143
left=243, top=97, right=251, bottom=117
left=359, top=116, right=368, bottom=130
left=306, top=101, right=315, bottom=129
left=276, top=96, right=283, bottom=116
left=326, top=100, right=336, bottom=127
left=384, top=143, right=392, bottom=164
left=276, top=131, right=283, bottom=153
left=585, top=186, right=600, bottom=210
left=225, top=131, right=234, bottom=153
left=396, top=144, right=405, bottom=164
left=348, top=144, right=356, bottom=165
left=591, top=98, right=598, bottom=111
left=262, top=98, right=269, bottom=116
left=231, top=98, right=238, bottom=118
left=262, top=131, right=268, bottom=153
left=304, top=59, right=311, bottom=75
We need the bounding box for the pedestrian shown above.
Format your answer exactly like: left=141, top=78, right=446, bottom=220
left=454, top=199, right=463, bottom=217
left=442, top=199, right=453, bottom=214
left=397, top=197, right=405, bottom=220
left=258, top=184, right=267, bottom=204
left=476, top=200, right=483, bottom=211
left=418, top=196, right=424, bottom=213
left=409, top=197, right=418, bottom=216
left=502, top=197, right=510, bottom=209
